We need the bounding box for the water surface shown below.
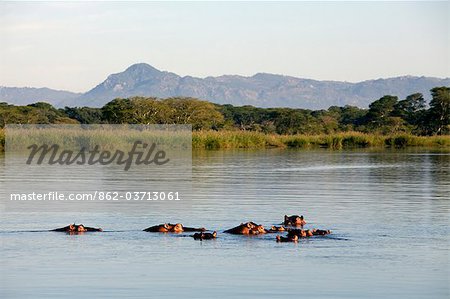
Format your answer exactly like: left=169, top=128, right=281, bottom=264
left=1, top=149, right=449, bottom=298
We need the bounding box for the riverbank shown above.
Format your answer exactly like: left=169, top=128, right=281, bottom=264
left=1, top=128, right=448, bottom=152
left=192, top=130, right=450, bottom=149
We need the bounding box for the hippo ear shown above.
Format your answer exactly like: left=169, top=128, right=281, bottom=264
left=246, top=223, right=252, bottom=228
left=284, top=215, right=288, bottom=220
left=300, top=215, right=304, bottom=220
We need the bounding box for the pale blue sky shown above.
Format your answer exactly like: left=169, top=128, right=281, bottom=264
left=0, top=1, right=448, bottom=92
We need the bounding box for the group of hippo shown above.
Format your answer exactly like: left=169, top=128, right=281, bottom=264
left=52, top=215, right=331, bottom=242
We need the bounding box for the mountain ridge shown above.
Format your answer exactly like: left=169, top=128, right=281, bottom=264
left=1, top=63, right=449, bottom=109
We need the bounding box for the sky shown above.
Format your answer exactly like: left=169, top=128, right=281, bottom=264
left=0, top=1, right=448, bottom=92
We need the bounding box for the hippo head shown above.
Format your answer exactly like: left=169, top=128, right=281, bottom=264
left=172, top=223, right=184, bottom=233
left=254, top=225, right=266, bottom=234
left=306, top=230, right=313, bottom=237
left=77, top=225, right=87, bottom=232
left=291, top=235, right=299, bottom=241
left=212, top=231, right=217, bottom=238
left=271, top=226, right=285, bottom=232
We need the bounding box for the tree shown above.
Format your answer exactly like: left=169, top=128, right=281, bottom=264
left=164, top=97, right=224, bottom=130
left=427, top=87, right=450, bottom=135
left=129, top=97, right=169, bottom=124
left=364, top=95, right=398, bottom=130
left=328, top=105, right=367, bottom=131
left=101, top=98, right=134, bottom=123
left=393, top=93, right=426, bottom=125
left=27, top=102, right=64, bottom=123
left=64, top=107, right=103, bottom=124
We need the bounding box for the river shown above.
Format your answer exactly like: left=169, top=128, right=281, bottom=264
left=0, top=149, right=449, bottom=298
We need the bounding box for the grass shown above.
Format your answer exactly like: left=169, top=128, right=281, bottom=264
left=0, top=127, right=449, bottom=152
left=0, top=128, right=4, bottom=152
left=192, top=131, right=450, bottom=149
left=1, top=125, right=192, bottom=152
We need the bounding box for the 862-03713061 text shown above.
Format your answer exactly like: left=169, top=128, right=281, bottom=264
left=9, top=191, right=181, bottom=201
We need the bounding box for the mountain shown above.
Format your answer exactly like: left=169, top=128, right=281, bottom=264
left=0, top=86, right=80, bottom=107
left=2, top=63, right=449, bottom=109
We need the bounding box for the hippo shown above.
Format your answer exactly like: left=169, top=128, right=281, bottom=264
left=224, top=222, right=253, bottom=234
left=251, top=223, right=268, bottom=234
left=143, top=223, right=171, bottom=232
left=224, top=222, right=267, bottom=235
left=287, top=229, right=307, bottom=238
left=287, top=228, right=331, bottom=238
left=143, top=223, right=206, bottom=233
left=312, top=229, right=331, bottom=236
left=172, top=223, right=206, bottom=232
left=192, top=231, right=217, bottom=240
left=269, top=225, right=286, bottom=233
left=284, top=215, right=306, bottom=226
left=52, top=224, right=102, bottom=232
left=276, top=235, right=298, bottom=243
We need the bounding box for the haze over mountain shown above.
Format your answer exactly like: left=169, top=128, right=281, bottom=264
left=0, top=87, right=80, bottom=107
left=1, top=63, right=449, bottom=109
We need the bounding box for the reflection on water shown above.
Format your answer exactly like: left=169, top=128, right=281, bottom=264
left=0, top=149, right=449, bottom=298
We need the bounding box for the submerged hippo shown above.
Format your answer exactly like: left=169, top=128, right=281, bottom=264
left=143, top=223, right=206, bottom=233
left=311, top=229, right=331, bottom=236
left=143, top=223, right=171, bottom=232
left=269, top=225, right=286, bottom=233
left=287, top=228, right=331, bottom=239
left=192, top=231, right=217, bottom=240
left=287, top=229, right=307, bottom=238
left=224, top=222, right=268, bottom=235
left=276, top=235, right=298, bottom=243
left=52, top=224, right=102, bottom=232
left=283, top=215, right=306, bottom=226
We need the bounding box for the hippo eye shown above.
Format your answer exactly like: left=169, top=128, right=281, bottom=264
left=163, top=224, right=169, bottom=229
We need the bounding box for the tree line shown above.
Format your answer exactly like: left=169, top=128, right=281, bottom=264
left=0, top=86, right=448, bottom=135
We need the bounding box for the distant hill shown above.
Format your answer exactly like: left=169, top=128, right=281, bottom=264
left=0, top=86, right=80, bottom=107
left=2, top=63, right=449, bottom=109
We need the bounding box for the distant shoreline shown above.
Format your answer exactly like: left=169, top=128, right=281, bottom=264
left=1, top=129, right=449, bottom=152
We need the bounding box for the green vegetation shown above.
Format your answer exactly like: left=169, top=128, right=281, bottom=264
left=0, top=128, right=4, bottom=152
left=5, top=126, right=191, bottom=152
left=0, top=87, right=448, bottom=151
left=1, top=129, right=447, bottom=151
left=192, top=131, right=449, bottom=150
